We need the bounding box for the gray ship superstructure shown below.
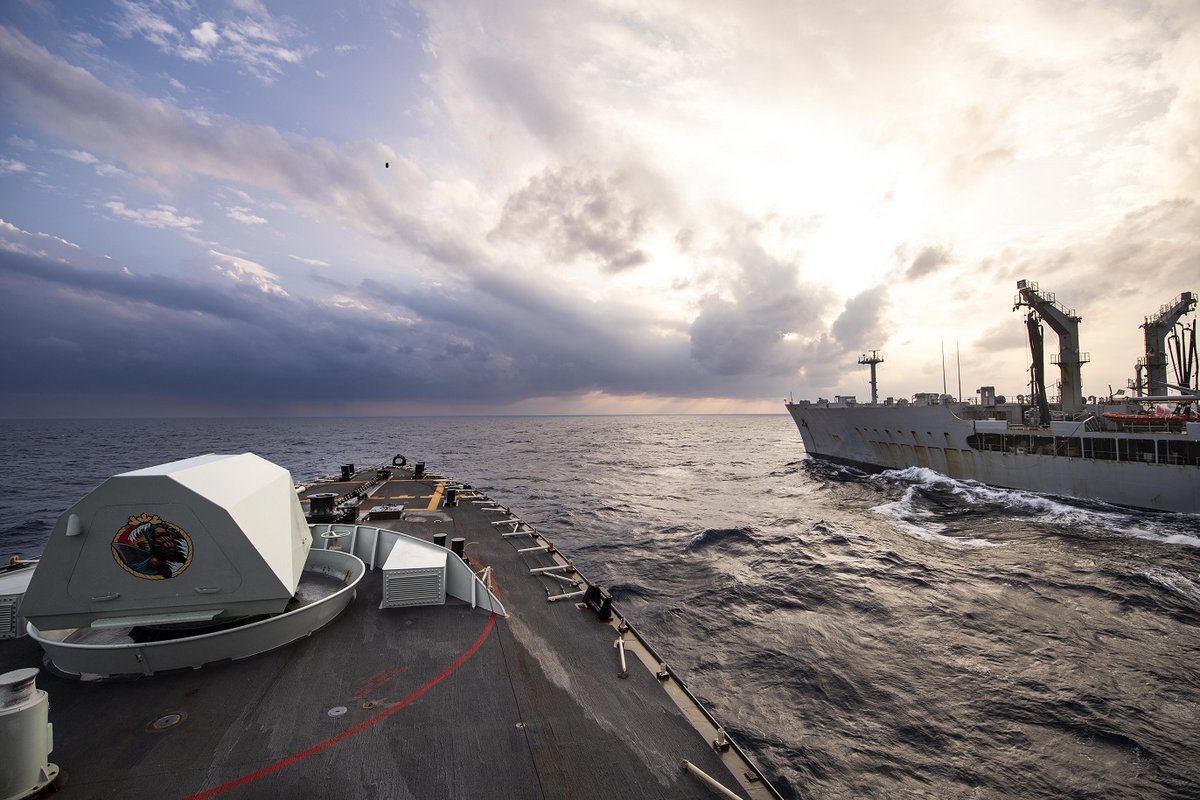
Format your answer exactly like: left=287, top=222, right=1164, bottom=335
left=787, top=281, right=1200, bottom=514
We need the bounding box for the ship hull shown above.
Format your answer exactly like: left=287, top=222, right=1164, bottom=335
left=786, top=402, right=1200, bottom=515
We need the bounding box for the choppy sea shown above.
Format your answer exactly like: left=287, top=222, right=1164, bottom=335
left=2, top=415, right=1198, bottom=799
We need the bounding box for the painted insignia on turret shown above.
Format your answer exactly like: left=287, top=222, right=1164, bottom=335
left=111, top=513, right=194, bottom=580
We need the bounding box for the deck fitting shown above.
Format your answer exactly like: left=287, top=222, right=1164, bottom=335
left=147, top=711, right=187, bottom=732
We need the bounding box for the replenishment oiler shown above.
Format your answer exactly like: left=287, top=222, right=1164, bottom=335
left=0, top=454, right=782, bottom=799
left=786, top=280, right=1200, bottom=515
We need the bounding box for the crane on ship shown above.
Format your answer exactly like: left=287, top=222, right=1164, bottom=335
left=1014, top=280, right=1089, bottom=416
left=1137, top=291, right=1197, bottom=399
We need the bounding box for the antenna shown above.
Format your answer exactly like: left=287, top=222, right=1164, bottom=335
left=858, top=350, right=884, bottom=404
left=956, top=341, right=962, bottom=402
left=941, top=341, right=947, bottom=396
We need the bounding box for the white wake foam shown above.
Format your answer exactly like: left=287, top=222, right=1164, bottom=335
left=871, top=487, right=1002, bottom=547
left=1138, top=569, right=1200, bottom=605
left=873, top=466, right=1200, bottom=548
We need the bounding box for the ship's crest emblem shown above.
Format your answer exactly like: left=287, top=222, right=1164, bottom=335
left=111, top=513, right=194, bottom=580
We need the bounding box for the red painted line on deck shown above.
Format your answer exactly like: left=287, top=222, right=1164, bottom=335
left=180, top=611, right=497, bottom=800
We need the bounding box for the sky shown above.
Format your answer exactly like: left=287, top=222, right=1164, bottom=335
left=0, top=0, right=1197, bottom=417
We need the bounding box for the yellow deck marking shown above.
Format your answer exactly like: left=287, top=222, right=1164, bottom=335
left=426, top=482, right=445, bottom=510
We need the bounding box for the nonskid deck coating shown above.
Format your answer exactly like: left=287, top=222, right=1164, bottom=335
left=1, top=466, right=772, bottom=799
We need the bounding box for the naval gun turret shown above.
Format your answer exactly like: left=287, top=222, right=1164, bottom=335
left=1015, top=279, right=1089, bottom=415
left=20, top=453, right=313, bottom=631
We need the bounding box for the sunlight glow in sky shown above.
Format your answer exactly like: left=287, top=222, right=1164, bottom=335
left=1, top=0, right=1197, bottom=416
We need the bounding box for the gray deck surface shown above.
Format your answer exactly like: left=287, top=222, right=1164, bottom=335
left=1, top=466, right=764, bottom=799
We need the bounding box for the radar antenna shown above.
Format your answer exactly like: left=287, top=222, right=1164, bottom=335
left=858, top=350, right=884, bottom=404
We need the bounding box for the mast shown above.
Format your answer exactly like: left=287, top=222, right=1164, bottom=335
left=1014, top=280, right=1088, bottom=415
left=858, top=350, right=884, bottom=404
left=956, top=341, right=962, bottom=402
left=941, top=342, right=947, bottom=395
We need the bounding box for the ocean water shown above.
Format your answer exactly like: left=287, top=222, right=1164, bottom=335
left=2, top=415, right=1198, bottom=799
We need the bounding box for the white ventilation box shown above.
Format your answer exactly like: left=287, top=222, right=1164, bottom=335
left=0, top=598, right=20, bottom=640
left=0, top=566, right=35, bottom=640
left=380, top=539, right=447, bottom=609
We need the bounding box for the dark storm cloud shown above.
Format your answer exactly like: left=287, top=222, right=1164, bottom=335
left=490, top=163, right=652, bottom=273
left=1, top=244, right=763, bottom=415
left=361, top=267, right=700, bottom=397
left=0, top=247, right=265, bottom=322
left=831, top=286, right=889, bottom=350
left=685, top=223, right=885, bottom=391
left=688, top=236, right=824, bottom=376
left=0, top=248, right=401, bottom=407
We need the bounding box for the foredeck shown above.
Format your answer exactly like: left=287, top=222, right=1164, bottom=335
left=0, top=464, right=776, bottom=799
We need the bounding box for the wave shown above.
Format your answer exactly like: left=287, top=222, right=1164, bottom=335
left=1136, top=569, right=1200, bottom=607
left=685, top=526, right=758, bottom=551
left=607, top=581, right=656, bottom=600
left=872, top=490, right=1002, bottom=547
left=873, top=467, right=1200, bottom=548
left=802, top=459, right=871, bottom=482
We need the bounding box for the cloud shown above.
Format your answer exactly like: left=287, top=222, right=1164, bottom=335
left=973, top=320, right=1027, bottom=354
left=467, top=54, right=579, bottom=146
left=937, top=106, right=1017, bottom=191
left=688, top=221, right=831, bottom=378
left=490, top=163, right=654, bottom=273
left=831, top=286, right=890, bottom=350
left=53, top=147, right=128, bottom=178
left=0, top=241, right=705, bottom=414
left=4, top=3, right=1193, bottom=415
left=103, top=200, right=201, bottom=230
left=0, top=25, right=460, bottom=264
left=191, top=21, right=219, bottom=48
left=110, top=0, right=306, bottom=82
left=0, top=158, right=28, bottom=174
left=904, top=244, right=955, bottom=280
left=94, top=162, right=127, bottom=178
left=161, top=73, right=187, bottom=93
left=225, top=205, right=266, bottom=225
left=55, top=148, right=98, bottom=164
left=0, top=242, right=258, bottom=325
left=0, top=217, right=81, bottom=250
left=209, top=249, right=287, bottom=295
left=111, top=0, right=207, bottom=62
left=289, top=254, right=330, bottom=267
left=220, top=16, right=308, bottom=83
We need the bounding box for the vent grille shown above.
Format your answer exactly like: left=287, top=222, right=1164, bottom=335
left=0, top=600, right=17, bottom=639
left=382, top=567, right=445, bottom=608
